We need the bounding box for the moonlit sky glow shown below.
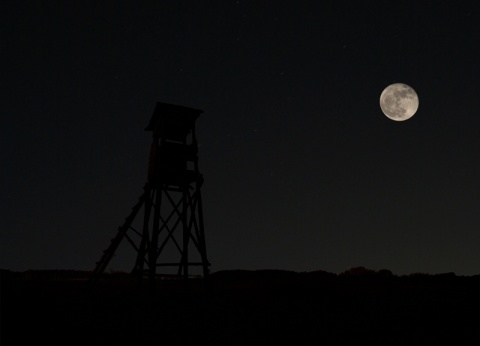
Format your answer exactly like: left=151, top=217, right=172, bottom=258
left=2, top=1, right=480, bottom=275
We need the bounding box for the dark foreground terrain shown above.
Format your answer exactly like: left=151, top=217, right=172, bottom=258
left=2, top=269, right=480, bottom=345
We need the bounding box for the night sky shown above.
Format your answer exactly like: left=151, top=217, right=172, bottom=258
left=3, top=1, right=480, bottom=275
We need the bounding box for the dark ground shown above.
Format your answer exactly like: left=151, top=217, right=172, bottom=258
left=2, top=269, right=480, bottom=345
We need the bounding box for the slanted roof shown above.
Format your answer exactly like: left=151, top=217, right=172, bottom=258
left=145, top=102, right=203, bottom=141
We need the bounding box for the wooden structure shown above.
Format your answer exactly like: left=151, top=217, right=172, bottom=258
left=90, top=102, right=210, bottom=285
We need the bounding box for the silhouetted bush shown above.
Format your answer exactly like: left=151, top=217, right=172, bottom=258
left=376, top=269, right=394, bottom=278
left=339, top=267, right=396, bottom=279
left=340, top=266, right=376, bottom=277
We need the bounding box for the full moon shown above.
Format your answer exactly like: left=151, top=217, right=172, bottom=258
left=380, top=83, right=419, bottom=121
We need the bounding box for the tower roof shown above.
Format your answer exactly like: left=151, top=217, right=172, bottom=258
left=145, top=102, right=203, bottom=141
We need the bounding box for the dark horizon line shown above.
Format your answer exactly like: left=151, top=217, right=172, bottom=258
left=2, top=267, right=480, bottom=279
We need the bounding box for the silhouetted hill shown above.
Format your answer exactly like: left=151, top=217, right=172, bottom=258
left=2, top=268, right=480, bottom=345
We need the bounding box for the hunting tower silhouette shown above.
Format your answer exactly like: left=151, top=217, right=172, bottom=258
left=91, top=102, right=210, bottom=284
